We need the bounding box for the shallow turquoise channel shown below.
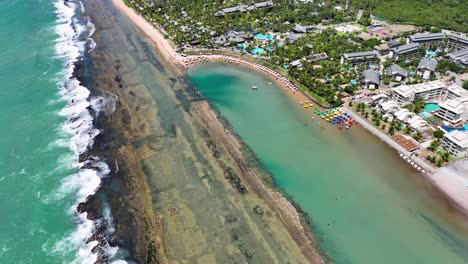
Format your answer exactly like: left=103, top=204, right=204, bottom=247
left=188, top=62, right=468, bottom=264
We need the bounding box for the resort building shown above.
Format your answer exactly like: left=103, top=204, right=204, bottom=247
left=374, top=43, right=390, bottom=55
left=392, top=80, right=446, bottom=105
left=361, top=69, right=380, bottom=89
left=253, top=1, right=274, bottom=9
left=447, top=33, right=468, bottom=51
left=409, top=32, right=445, bottom=47
left=446, top=48, right=468, bottom=67
left=307, top=52, right=328, bottom=62
left=379, top=100, right=400, bottom=113
left=285, top=33, right=303, bottom=44
left=446, top=83, right=467, bottom=100
left=215, top=1, right=273, bottom=16
left=371, top=94, right=388, bottom=105
left=340, top=50, right=378, bottom=65
left=411, top=80, right=445, bottom=100
left=389, top=43, right=420, bottom=60
left=292, top=24, right=308, bottom=34
left=407, top=115, right=427, bottom=131
left=442, top=131, right=468, bottom=158
left=417, top=58, right=438, bottom=79
left=385, top=64, right=407, bottom=81
left=436, top=98, right=468, bottom=126
left=392, top=85, right=414, bottom=106
left=387, top=39, right=402, bottom=49
left=289, top=60, right=303, bottom=68
left=394, top=108, right=412, bottom=122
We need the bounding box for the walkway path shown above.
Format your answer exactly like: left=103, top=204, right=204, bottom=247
left=345, top=107, right=434, bottom=173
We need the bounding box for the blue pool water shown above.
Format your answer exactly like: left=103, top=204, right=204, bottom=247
left=426, top=50, right=437, bottom=57
left=424, top=103, right=440, bottom=112
left=237, top=43, right=247, bottom=50
left=442, top=124, right=468, bottom=132
left=256, top=33, right=275, bottom=40
left=420, top=112, right=431, bottom=118
left=251, top=47, right=265, bottom=54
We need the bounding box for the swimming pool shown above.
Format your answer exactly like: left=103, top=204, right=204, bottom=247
left=256, top=33, right=276, bottom=40
left=442, top=124, right=468, bottom=132
left=251, top=47, right=265, bottom=54
left=419, top=112, right=431, bottom=118
left=426, top=50, right=437, bottom=57
left=237, top=43, right=247, bottom=50
left=424, top=103, right=440, bottom=112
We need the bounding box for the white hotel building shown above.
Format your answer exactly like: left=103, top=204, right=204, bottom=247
left=446, top=83, right=468, bottom=100
left=436, top=96, right=468, bottom=127
left=442, top=131, right=468, bottom=158
left=392, top=80, right=445, bottom=106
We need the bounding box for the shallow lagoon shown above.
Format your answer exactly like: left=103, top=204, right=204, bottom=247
left=189, top=62, right=468, bottom=264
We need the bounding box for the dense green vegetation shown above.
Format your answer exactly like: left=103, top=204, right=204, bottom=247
left=128, top=0, right=353, bottom=45
left=352, top=0, right=468, bottom=32
left=463, top=80, right=468, bottom=90
left=125, top=0, right=467, bottom=106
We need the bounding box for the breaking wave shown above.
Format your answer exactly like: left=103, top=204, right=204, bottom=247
left=51, top=0, right=126, bottom=263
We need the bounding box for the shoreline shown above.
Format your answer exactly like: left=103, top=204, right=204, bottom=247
left=112, top=0, right=330, bottom=109
left=113, top=1, right=468, bottom=217
left=114, top=0, right=468, bottom=251
left=88, top=0, right=327, bottom=262
left=345, top=107, right=468, bottom=216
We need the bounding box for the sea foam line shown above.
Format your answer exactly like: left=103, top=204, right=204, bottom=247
left=52, top=0, right=126, bottom=263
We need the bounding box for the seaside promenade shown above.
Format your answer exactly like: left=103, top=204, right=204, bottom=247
left=345, top=107, right=435, bottom=173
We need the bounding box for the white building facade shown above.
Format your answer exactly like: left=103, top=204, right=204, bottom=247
left=442, top=131, right=468, bottom=158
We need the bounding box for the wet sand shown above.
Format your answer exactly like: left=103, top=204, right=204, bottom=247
left=82, top=0, right=324, bottom=263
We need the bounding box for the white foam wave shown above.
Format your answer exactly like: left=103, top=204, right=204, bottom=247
left=88, top=38, right=97, bottom=52
left=51, top=0, right=126, bottom=263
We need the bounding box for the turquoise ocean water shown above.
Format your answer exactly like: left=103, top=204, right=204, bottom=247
left=0, top=1, right=123, bottom=263
left=189, top=63, right=468, bottom=264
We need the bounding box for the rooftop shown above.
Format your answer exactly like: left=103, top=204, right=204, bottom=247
left=446, top=48, right=468, bottom=65
left=293, top=24, right=308, bottom=33
left=342, top=50, right=377, bottom=59
left=253, top=1, right=274, bottom=8
left=445, top=131, right=468, bottom=148
left=449, top=33, right=468, bottom=45
left=362, top=69, right=380, bottom=84
left=386, top=64, right=407, bottom=76
left=392, top=134, right=419, bottom=152
left=394, top=85, right=414, bottom=97
left=387, top=39, right=401, bottom=48
left=447, top=83, right=467, bottom=97
left=439, top=99, right=465, bottom=113
left=417, top=58, right=438, bottom=71
left=411, top=80, right=445, bottom=93
left=392, top=42, right=420, bottom=54
left=410, top=33, right=445, bottom=42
